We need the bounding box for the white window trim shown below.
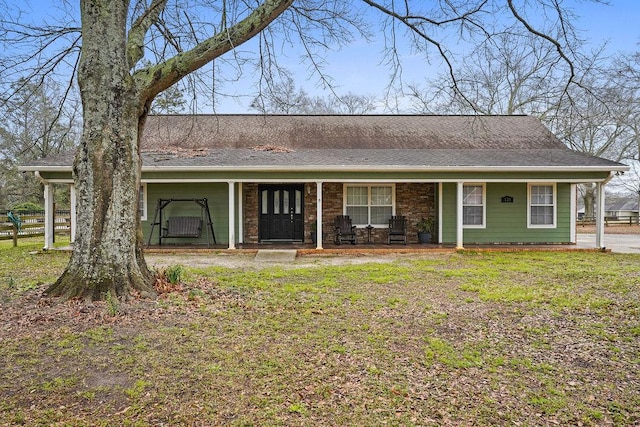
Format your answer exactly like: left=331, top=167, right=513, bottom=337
left=343, top=184, right=396, bottom=228
left=463, top=183, right=486, bottom=229
left=527, top=183, right=556, bottom=228
left=139, top=183, right=148, bottom=221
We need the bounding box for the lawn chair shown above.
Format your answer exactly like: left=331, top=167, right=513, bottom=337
left=334, top=215, right=357, bottom=245
left=388, top=215, right=407, bottom=244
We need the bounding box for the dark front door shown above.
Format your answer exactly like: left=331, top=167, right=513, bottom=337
left=259, top=184, right=305, bottom=242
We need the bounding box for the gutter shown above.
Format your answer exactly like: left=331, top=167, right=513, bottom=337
left=141, top=165, right=629, bottom=173
left=34, top=171, right=47, bottom=183
left=20, top=164, right=630, bottom=174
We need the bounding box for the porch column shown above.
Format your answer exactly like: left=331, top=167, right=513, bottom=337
left=237, top=183, right=243, bottom=244
left=43, top=183, right=54, bottom=250
left=70, top=184, right=76, bottom=244
left=596, top=182, right=605, bottom=249
left=316, top=181, right=323, bottom=250
left=228, top=181, right=236, bottom=250
left=569, top=184, right=576, bottom=244
left=438, top=183, right=443, bottom=244
left=456, top=181, right=464, bottom=249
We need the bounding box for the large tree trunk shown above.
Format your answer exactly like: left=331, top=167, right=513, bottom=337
left=583, top=184, right=596, bottom=220
left=46, top=0, right=155, bottom=301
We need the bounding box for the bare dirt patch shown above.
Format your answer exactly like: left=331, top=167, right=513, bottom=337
left=144, top=251, right=411, bottom=270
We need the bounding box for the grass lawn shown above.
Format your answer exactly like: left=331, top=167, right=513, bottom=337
left=1, top=240, right=639, bottom=425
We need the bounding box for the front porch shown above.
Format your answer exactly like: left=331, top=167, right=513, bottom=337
left=40, top=179, right=615, bottom=252
left=144, top=240, right=602, bottom=255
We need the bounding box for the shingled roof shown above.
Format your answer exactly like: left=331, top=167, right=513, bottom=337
left=20, top=114, right=628, bottom=172
left=141, top=114, right=566, bottom=150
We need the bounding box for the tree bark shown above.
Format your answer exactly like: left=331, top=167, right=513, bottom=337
left=46, top=0, right=154, bottom=301
left=46, top=0, right=294, bottom=301
left=583, top=185, right=596, bottom=220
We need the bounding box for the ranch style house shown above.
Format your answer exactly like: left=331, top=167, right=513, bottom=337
left=20, top=114, right=628, bottom=250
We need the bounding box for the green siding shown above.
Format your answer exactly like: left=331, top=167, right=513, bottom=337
left=36, top=167, right=589, bottom=245
left=143, top=183, right=229, bottom=244
left=441, top=183, right=572, bottom=244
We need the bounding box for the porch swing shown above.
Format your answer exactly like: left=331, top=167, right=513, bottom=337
left=147, top=198, right=216, bottom=246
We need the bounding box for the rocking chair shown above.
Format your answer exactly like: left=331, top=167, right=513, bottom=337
left=334, top=215, right=357, bottom=245
left=388, top=215, right=407, bottom=245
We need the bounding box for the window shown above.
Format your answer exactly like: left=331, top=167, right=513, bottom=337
left=528, top=184, right=555, bottom=227
left=463, top=184, right=485, bottom=227
left=345, top=185, right=394, bottom=226
left=139, top=184, right=147, bottom=221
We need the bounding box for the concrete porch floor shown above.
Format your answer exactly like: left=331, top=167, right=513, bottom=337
left=144, top=241, right=607, bottom=255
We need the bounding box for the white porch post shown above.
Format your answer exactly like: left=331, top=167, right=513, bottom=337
left=596, top=182, right=606, bottom=249
left=70, top=184, right=77, bottom=244
left=237, top=182, right=243, bottom=244
left=228, top=181, right=236, bottom=250
left=456, top=181, right=464, bottom=249
left=43, top=183, right=54, bottom=250
left=569, top=184, right=577, bottom=244
left=316, top=181, right=323, bottom=250
left=438, top=182, right=443, bottom=244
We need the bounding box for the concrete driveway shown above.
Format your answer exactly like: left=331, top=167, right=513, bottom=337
left=576, top=234, right=640, bottom=253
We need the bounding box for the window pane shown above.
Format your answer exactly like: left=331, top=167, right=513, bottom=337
left=463, top=185, right=483, bottom=205
left=463, top=206, right=483, bottom=225
left=273, top=191, right=280, bottom=214
left=346, top=206, right=368, bottom=225
left=371, top=206, right=392, bottom=224
left=261, top=190, right=268, bottom=215
left=371, top=186, right=392, bottom=206
left=345, top=185, right=394, bottom=225
left=295, top=190, right=302, bottom=214
left=347, top=186, right=367, bottom=205
left=138, top=187, right=145, bottom=218
left=531, top=185, right=553, bottom=205
left=283, top=190, right=289, bottom=213
left=531, top=206, right=553, bottom=225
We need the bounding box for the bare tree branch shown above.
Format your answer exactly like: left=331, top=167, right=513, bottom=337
left=135, top=0, right=294, bottom=104
left=127, top=0, right=169, bottom=69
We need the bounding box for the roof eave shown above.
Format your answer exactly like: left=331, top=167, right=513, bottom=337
left=19, top=164, right=630, bottom=174
left=141, top=164, right=629, bottom=173
left=18, top=166, right=73, bottom=172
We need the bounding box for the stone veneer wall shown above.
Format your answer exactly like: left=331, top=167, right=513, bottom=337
left=242, top=182, right=437, bottom=244
left=243, top=183, right=259, bottom=243
left=395, top=183, right=437, bottom=243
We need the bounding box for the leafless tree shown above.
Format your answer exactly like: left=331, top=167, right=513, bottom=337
left=408, top=30, right=639, bottom=219
left=407, top=33, right=567, bottom=116
left=250, top=73, right=377, bottom=113
left=0, top=78, right=80, bottom=207
left=0, top=0, right=596, bottom=300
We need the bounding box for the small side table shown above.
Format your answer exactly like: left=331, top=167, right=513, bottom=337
left=365, top=225, right=374, bottom=244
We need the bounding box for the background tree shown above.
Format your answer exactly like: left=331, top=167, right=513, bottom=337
left=552, top=74, right=638, bottom=218
left=0, top=78, right=80, bottom=208
left=149, top=84, right=187, bottom=115
left=407, top=33, right=564, bottom=116
left=250, top=73, right=378, bottom=113
left=0, top=0, right=601, bottom=300
left=408, top=32, right=639, bottom=219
